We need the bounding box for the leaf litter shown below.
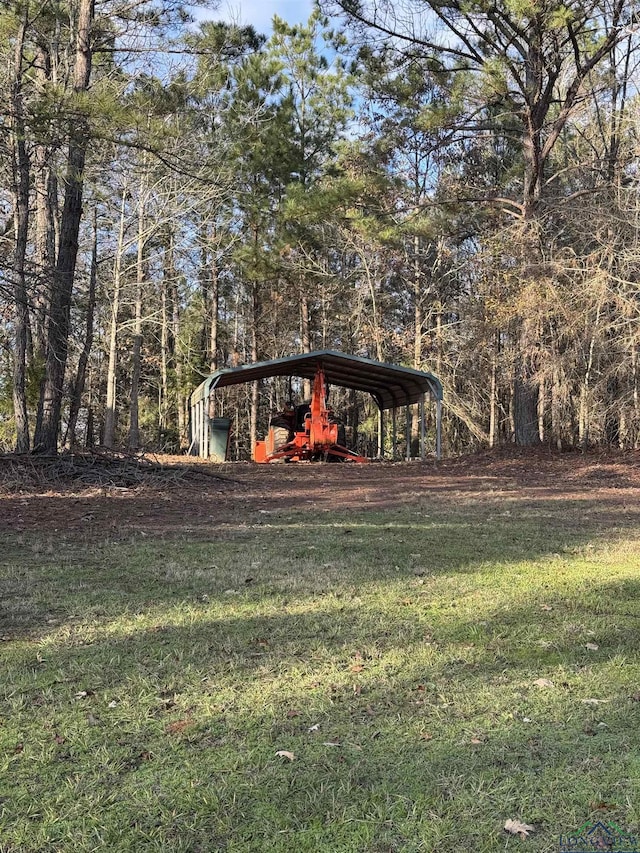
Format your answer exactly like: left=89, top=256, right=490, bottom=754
left=504, top=818, right=535, bottom=838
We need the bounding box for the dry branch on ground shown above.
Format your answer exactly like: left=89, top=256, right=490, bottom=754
left=0, top=450, right=236, bottom=493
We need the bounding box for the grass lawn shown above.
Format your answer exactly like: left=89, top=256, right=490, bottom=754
left=1, top=474, right=640, bottom=851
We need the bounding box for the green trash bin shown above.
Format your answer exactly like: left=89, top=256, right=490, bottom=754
left=209, top=417, right=232, bottom=461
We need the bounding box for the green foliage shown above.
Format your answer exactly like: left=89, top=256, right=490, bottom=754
left=25, top=354, right=45, bottom=408
left=0, top=378, right=16, bottom=452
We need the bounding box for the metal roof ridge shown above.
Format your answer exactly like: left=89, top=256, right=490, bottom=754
left=191, top=349, right=443, bottom=407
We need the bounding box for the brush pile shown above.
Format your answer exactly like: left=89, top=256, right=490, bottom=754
left=0, top=450, right=234, bottom=493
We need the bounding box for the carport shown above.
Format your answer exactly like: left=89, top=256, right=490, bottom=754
left=189, top=350, right=443, bottom=460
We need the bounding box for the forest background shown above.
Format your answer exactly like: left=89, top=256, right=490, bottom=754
left=1, top=0, right=639, bottom=458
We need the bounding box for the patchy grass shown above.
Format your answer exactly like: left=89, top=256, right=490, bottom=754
left=1, top=494, right=640, bottom=852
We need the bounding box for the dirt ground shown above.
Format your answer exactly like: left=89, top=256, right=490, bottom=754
left=1, top=448, right=639, bottom=538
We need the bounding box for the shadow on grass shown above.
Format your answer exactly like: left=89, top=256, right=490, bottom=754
left=1, top=493, right=639, bottom=640
left=2, top=576, right=640, bottom=852
left=1, top=492, right=640, bottom=849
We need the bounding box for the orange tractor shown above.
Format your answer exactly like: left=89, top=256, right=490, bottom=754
left=253, top=366, right=368, bottom=463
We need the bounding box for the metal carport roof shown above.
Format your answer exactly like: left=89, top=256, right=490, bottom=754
left=190, top=350, right=443, bottom=410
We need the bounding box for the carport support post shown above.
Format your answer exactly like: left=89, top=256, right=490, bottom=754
left=436, top=397, right=442, bottom=460
left=391, top=408, right=397, bottom=460
left=420, top=397, right=426, bottom=461
left=200, top=399, right=206, bottom=458
left=405, top=405, right=411, bottom=461
left=202, top=398, right=208, bottom=458
left=377, top=407, right=384, bottom=458
left=202, top=400, right=207, bottom=457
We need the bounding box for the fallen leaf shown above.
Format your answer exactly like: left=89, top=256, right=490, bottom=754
left=308, top=723, right=320, bottom=732
left=533, top=678, right=554, bottom=688
left=581, top=698, right=608, bottom=705
left=590, top=801, right=618, bottom=811
left=54, top=734, right=66, bottom=745
left=470, top=736, right=484, bottom=744
left=165, top=720, right=192, bottom=735
left=585, top=642, right=599, bottom=651
left=286, top=709, right=300, bottom=718
left=631, top=691, right=640, bottom=702
left=275, top=750, right=295, bottom=761
left=419, top=731, right=433, bottom=741
left=540, top=604, right=553, bottom=611
left=108, top=700, right=118, bottom=708
left=522, top=717, right=532, bottom=723
left=504, top=818, right=535, bottom=838
left=350, top=664, right=364, bottom=673
left=75, top=691, right=88, bottom=699
left=323, top=742, right=341, bottom=747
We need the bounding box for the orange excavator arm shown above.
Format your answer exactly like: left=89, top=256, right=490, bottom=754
left=254, top=363, right=368, bottom=462
left=308, top=369, right=337, bottom=449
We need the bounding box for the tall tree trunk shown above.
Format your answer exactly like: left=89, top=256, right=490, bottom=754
left=350, top=387, right=359, bottom=452
left=65, top=209, right=98, bottom=449
left=250, top=282, right=259, bottom=451
left=579, top=301, right=602, bottom=449
left=86, top=400, right=95, bottom=447
left=201, top=221, right=219, bottom=375
left=513, top=360, right=540, bottom=446
left=35, top=0, right=94, bottom=454
left=104, top=186, right=126, bottom=448
left=537, top=377, right=545, bottom=442
left=604, top=375, right=620, bottom=447
left=160, top=285, right=169, bottom=436
left=33, top=42, right=56, bottom=363
left=413, top=234, right=422, bottom=369
left=435, top=308, right=442, bottom=377
left=632, top=344, right=639, bottom=450
left=301, top=292, right=311, bottom=399
left=512, top=225, right=541, bottom=447
left=209, top=246, right=219, bottom=373
left=488, top=339, right=498, bottom=449
left=129, top=175, right=146, bottom=449
left=160, top=228, right=175, bottom=434
left=198, top=221, right=210, bottom=367
left=551, top=366, right=562, bottom=451
left=10, top=14, right=30, bottom=453
left=171, top=277, right=185, bottom=445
